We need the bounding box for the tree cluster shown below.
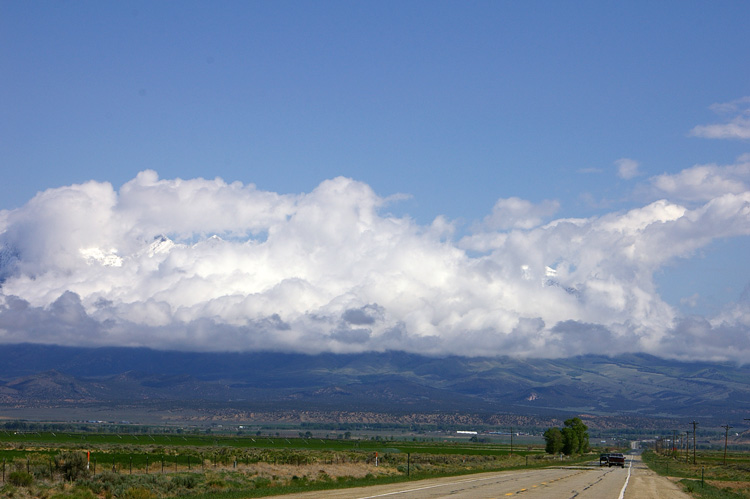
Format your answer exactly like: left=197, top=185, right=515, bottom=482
left=543, top=417, right=589, bottom=455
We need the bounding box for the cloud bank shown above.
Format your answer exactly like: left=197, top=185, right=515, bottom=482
left=1, top=165, right=749, bottom=361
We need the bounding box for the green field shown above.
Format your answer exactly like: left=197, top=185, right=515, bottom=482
left=0, top=427, right=584, bottom=498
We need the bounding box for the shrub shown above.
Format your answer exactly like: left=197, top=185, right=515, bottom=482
left=1, top=484, right=18, bottom=497
left=76, top=470, right=123, bottom=495
left=8, top=471, right=33, bottom=487
left=49, top=486, right=97, bottom=499
left=253, top=477, right=271, bottom=488
left=94, top=470, right=122, bottom=486
left=121, top=487, right=155, bottom=499
left=54, top=452, right=90, bottom=481
left=206, top=478, right=227, bottom=489
left=171, top=473, right=200, bottom=489
left=32, top=462, right=53, bottom=479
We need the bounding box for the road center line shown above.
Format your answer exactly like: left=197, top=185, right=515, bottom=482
left=355, top=468, right=591, bottom=499
left=617, top=457, right=633, bottom=499
left=354, top=471, right=537, bottom=499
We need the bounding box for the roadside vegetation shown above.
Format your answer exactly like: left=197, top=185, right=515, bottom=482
left=542, top=417, right=590, bottom=455
left=0, top=427, right=591, bottom=499
left=643, top=449, right=750, bottom=499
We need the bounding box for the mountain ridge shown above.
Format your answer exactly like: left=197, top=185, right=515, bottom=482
left=1, top=343, right=748, bottom=426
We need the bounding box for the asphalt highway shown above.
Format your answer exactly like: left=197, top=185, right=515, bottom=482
left=279, top=453, right=690, bottom=499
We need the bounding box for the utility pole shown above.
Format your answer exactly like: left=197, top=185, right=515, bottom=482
left=685, top=431, right=690, bottom=464
left=691, top=421, right=698, bottom=465
left=721, top=424, right=732, bottom=465
left=510, top=426, right=513, bottom=457
left=673, top=430, right=677, bottom=456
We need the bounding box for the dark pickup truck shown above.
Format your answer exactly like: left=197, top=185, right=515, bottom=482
left=599, top=453, right=626, bottom=467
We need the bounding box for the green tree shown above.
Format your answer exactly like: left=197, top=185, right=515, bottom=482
left=561, top=427, right=579, bottom=455
left=563, top=417, right=589, bottom=454
left=543, top=427, right=564, bottom=454
left=544, top=417, right=590, bottom=456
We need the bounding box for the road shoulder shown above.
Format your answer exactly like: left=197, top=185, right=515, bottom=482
left=624, top=455, right=691, bottom=499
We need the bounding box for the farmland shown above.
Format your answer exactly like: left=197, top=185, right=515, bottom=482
left=0, top=424, right=581, bottom=498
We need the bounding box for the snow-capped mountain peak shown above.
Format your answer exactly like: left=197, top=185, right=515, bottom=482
left=147, top=235, right=175, bottom=256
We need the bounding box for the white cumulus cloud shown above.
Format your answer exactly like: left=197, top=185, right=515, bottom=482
left=649, top=155, right=750, bottom=202
left=0, top=170, right=749, bottom=361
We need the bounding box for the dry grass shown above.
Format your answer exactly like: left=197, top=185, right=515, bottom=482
left=244, top=461, right=397, bottom=481
left=704, top=480, right=750, bottom=497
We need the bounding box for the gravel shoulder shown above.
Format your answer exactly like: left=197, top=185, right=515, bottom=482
left=624, top=453, right=692, bottom=499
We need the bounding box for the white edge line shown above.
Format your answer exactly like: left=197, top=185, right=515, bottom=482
left=617, top=457, right=633, bottom=499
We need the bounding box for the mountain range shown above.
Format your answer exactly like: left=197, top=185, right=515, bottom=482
left=1, top=343, right=749, bottom=428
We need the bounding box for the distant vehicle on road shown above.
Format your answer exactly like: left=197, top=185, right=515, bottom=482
left=600, top=452, right=626, bottom=467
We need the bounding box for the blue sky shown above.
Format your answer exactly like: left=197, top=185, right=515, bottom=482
left=1, top=1, right=749, bottom=359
